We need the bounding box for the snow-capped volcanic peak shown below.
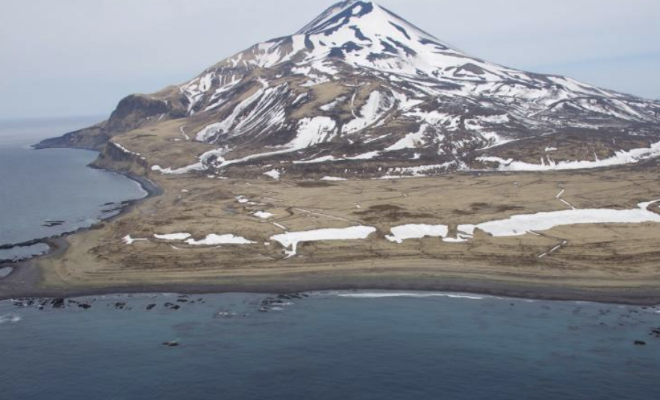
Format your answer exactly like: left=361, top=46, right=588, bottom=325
left=87, top=0, right=660, bottom=179
left=295, top=0, right=462, bottom=75
left=297, top=0, right=446, bottom=47
left=247, top=0, right=483, bottom=78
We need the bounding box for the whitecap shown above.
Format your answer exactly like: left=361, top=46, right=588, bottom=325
left=0, top=267, right=13, bottom=279
left=0, top=313, right=21, bottom=324
left=334, top=291, right=484, bottom=300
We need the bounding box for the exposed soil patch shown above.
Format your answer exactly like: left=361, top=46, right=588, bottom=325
left=453, top=202, right=526, bottom=216
left=355, top=204, right=435, bottom=223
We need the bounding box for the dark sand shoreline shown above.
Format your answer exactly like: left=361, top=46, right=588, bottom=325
left=2, top=255, right=660, bottom=306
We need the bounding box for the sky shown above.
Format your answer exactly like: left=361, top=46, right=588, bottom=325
left=1, top=0, right=659, bottom=119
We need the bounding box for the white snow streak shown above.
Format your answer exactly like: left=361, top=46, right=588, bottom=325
left=462, top=200, right=660, bottom=237
left=154, top=233, right=192, bottom=241
left=123, top=235, right=148, bottom=245
left=270, top=226, right=377, bottom=257
left=342, top=91, right=392, bottom=134
left=479, top=141, right=660, bottom=171
left=288, top=117, right=337, bottom=148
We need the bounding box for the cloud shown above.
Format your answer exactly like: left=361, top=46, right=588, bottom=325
left=1, top=0, right=658, bottom=118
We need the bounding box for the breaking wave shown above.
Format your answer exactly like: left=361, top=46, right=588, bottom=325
left=332, top=291, right=485, bottom=300
left=0, top=313, right=21, bottom=324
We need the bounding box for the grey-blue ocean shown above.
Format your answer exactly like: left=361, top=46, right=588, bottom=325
left=1, top=292, right=660, bottom=400
left=0, top=117, right=146, bottom=261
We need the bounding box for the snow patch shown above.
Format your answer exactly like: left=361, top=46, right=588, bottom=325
left=264, top=169, right=281, bottom=180
left=236, top=196, right=250, bottom=204
left=342, top=91, right=392, bottom=134
left=254, top=211, right=275, bottom=219
left=123, top=235, right=148, bottom=245
left=379, top=162, right=457, bottom=178
left=151, top=164, right=204, bottom=175
left=478, top=141, right=660, bottom=171
left=293, top=155, right=338, bottom=164
left=154, top=233, right=192, bottom=241
left=346, top=151, right=380, bottom=160
left=112, top=142, right=145, bottom=160
left=463, top=200, right=660, bottom=237
left=270, top=226, right=377, bottom=257
left=320, top=96, right=346, bottom=111
left=289, top=117, right=337, bottom=149
left=386, top=124, right=427, bottom=151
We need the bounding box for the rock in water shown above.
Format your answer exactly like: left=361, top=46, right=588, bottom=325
left=51, top=298, right=65, bottom=309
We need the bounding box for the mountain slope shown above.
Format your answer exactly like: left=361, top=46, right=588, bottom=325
left=40, top=0, right=660, bottom=178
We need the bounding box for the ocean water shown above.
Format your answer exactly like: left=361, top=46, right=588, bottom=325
left=0, top=292, right=659, bottom=400
left=0, top=117, right=147, bottom=260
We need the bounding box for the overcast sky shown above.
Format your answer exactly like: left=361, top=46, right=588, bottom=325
left=1, top=0, right=659, bottom=119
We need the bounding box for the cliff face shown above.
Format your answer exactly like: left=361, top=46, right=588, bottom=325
left=90, top=141, right=149, bottom=176
left=34, top=122, right=110, bottom=151
left=33, top=96, right=172, bottom=177
left=105, top=95, right=170, bottom=133
left=34, top=91, right=189, bottom=176
left=35, top=92, right=187, bottom=151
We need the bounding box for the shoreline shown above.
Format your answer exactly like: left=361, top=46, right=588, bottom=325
left=0, top=148, right=163, bottom=283
left=2, top=260, right=660, bottom=306
left=0, top=157, right=162, bottom=262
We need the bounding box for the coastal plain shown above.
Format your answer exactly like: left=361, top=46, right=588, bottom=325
left=11, top=157, right=659, bottom=304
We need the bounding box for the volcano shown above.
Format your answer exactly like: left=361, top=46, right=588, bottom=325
left=39, top=0, right=660, bottom=178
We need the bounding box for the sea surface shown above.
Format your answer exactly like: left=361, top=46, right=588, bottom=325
left=1, top=292, right=659, bottom=400
left=0, top=117, right=147, bottom=261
